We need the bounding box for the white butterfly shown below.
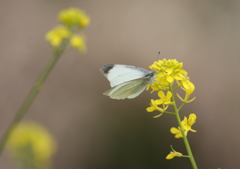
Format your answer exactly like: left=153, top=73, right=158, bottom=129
left=100, top=64, right=157, bottom=100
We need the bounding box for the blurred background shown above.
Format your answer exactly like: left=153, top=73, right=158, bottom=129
left=0, top=0, right=240, bottom=168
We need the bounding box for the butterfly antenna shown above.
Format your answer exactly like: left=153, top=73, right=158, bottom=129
left=157, top=51, right=161, bottom=61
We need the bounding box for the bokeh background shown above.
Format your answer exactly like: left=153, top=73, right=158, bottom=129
left=0, top=0, right=240, bottom=168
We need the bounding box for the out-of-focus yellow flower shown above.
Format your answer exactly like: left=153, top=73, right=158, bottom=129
left=46, top=8, right=90, bottom=53
left=45, top=26, right=71, bottom=47
left=59, top=7, right=90, bottom=29
left=7, top=122, right=57, bottom=169
left=166, top=151, right=183, bottom=160
left=70, top=35, right=87, bottom=52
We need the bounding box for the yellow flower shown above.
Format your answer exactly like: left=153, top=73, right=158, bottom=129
left=70, top=35, right=87, bottom=52
left=170, top=114, right=197, bottom=138
left=182, top=114, right=197, bottom=133
left=146, top=99, right=164, bottom=112
left=147, top=91, right=175, bottom=118
left=178, top=78, right=195, bottom=95
left=45, top=26, right=71, bottom=47
left=166, top=151, right=183, bottom=160
left=150, top=59, right=183, bottom=72
left=146, top=99, right=166, bottom=118
left=176, top=79, right=196, bottom=103
left=170, top=127, right=183, bottom=138
left=149, top=59, right=189, bottom=89
left=157, top=68, right=174, bottom=84
left=155, top=91, right=174, bottom=106
left=59, top=8, right=90, bottom=28
left=147, top=91, right=174, bottom=118
left=147, top=79, right=169, bottom=92
left=7, top=122, right=57, bottom=169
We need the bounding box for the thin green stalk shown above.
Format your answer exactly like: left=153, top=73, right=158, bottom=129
left=178, top=103, right=185, bottom=111
left=163, top=111, right=175, bottom=115
left=0, top=41, right=68, bottom=155
left=169, top=86, right=198, bottom=169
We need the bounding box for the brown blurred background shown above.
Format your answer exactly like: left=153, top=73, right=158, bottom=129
left=0, top=0, right=240, bottom=168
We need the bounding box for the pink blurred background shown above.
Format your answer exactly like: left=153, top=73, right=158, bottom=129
left=0, top=0, right=240, bottom=168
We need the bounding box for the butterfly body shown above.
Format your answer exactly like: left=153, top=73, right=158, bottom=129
left=100, top=64, right=156, bottom=100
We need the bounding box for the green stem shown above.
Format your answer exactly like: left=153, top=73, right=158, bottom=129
left=181, top=155, right=190, bottom=158
left=178, top=103, right=185, bottom=111
left=0, top=41, right=68, bottom=155
left=169, top=86, right=198, bottom=169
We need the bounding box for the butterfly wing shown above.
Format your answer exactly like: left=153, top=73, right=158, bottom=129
left=103, top=77, right=151, bottom=100
left=100, top=64, right=149, bottom=87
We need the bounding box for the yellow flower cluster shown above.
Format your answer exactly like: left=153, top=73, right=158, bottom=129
left=171, top=114, right=197, bottom=138
left=45, top=7, right=89, bottom=52
left=166, top=114, right=196, bottom=160
left=59, top=8, right=90, bottom=28
left=7, top=122, right=57, bottom=169
left=146, top=59, right=196, bottom=117
left=70, top=35, right=87, bottom=52
left=149, top=59, right=185, bottom=88
left=146, top=59, right=197, bottom=163
left=46, top=26, right=71, bottom=47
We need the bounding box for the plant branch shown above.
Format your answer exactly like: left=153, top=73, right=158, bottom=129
left=0, top=41, right=68, bottom=155
left=169, top=86, right=198, bottom=169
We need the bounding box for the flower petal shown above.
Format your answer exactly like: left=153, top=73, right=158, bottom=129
left=167, top=76, right=174, bottom=83
left=166, top=91, right=172, bottom=99
left=158, top=91, right=164, bottom=99
left=170, top=127, right=179, bottom=134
